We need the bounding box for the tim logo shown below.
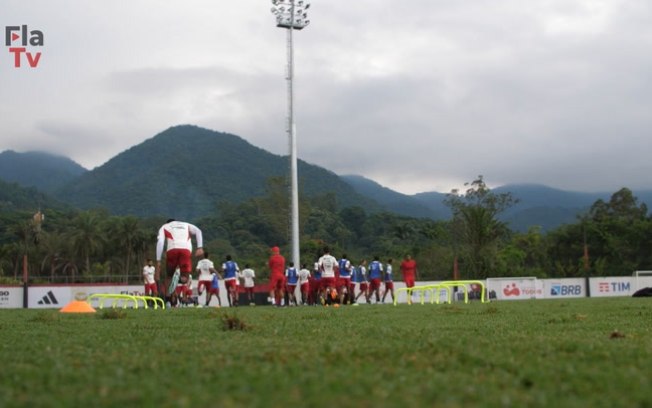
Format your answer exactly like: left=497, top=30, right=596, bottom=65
left=5, top=25, right=44, bottom=68
left=599, top=282, right=630, bottom=293
left=38, top=290, right=58, bottom=305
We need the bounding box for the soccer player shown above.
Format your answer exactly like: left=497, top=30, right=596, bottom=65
left=239, top=264, right=256, bottom=305
left=173, top=270, right=195, bottom=307
left=368, top=256, right=383, bottom=303
left=222, top=255, right=240, bottom=307
left=268, top=246, right=286, bottom=307
left=353, top=260, right=369, bottom=304
left=155, top=219, right=204, bottom=301
left=196, top=252, right=221, bottom=307
left=142, top=259, right=157, bottom=297
left=318, top=246, right=339, bottom=306
left=381, top=258, right=395, bottom=303
left=285, top=262, right=299, bottom=306
left=209, top=272, right=222, bottom=307
left=400, top=254, right=418, bottom=304
left=298, top=263, right=311, bottom=305
left=338, top=254, right=353, bottom=304
left=309, top=256, right=322, bottom=305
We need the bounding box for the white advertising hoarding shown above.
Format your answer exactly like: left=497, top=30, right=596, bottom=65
left=542, top=278, right=586, bottom=299
left=589, top=277, right=634, bottom=297
left=0, top=286, right=24, bottom=308
left=486, top=277, right=542, bottom=300
left=28, top=285, right=146, bottom=309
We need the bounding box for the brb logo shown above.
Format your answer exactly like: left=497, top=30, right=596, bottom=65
left=5, top=25, right=44, bottom=68
left=550, top=284, right=582, bottom=296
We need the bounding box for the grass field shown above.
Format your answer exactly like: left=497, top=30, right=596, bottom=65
left=1, top=298, right=651, bottom=407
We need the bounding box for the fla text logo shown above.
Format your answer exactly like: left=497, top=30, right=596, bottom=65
left=5, top=25, right=44, bottom=68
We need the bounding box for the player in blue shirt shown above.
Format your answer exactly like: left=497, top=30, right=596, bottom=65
left=338, top=254, right=353, bottom=304
left=222, top=255, right=240, bottom=307
left=285, top=262, right=299, bottom=306
left=381, top=258, right=395, bottom=303
left=368, top=256, right=383, bottom=303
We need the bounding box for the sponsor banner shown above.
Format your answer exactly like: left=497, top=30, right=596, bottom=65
left=543, top=278, right=586, bottom=299
left=28, top=285, right=149, bottom=309
left=487, top=277, right=542, bottom=300
left=589, top=277, right=634, bottom=297
left=28, top=286, right=72, bottom=308
left=633, top=274, right=652, bottom=292
left=0, top=286, right=24, bottom=308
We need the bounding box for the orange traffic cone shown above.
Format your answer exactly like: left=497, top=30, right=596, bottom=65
left=59, top=300, right=96, bottom=313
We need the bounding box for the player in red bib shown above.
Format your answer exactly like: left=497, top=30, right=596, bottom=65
left=400, top=254, right=418, bottom=304
left=268, top=246, right=286, bottom=306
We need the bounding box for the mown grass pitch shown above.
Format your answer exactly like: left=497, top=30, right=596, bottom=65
left=1, top=298, right=651, bottom=407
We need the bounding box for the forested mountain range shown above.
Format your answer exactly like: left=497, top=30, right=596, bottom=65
left=1, top=124, right=651, bottom=231
left=47, top=125, right=379, bottom=220
left=0, top=150, right=86, bottom=193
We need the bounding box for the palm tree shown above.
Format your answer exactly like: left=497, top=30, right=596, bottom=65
left=107, top=216, right=142, bottom=280
left=68, top=211, right=106, bottom=276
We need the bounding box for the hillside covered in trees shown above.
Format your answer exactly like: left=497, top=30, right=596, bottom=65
left=1, top=175, right=650, bottom=284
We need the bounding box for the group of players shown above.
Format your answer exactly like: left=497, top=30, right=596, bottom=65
left=147, top=218, right=418, bottom=307
left=263, top=245, right=419, bottom=307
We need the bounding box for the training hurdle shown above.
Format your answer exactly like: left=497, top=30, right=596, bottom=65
left=87, top=294, right=165, bottom=310
left=394, top=280, right=489, bottom=306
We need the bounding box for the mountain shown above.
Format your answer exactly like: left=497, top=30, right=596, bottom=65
left=53, top=125, right=380, bottom=219
left=341, top=175, right=444, bottom=219
left=354, top=181, right=651, bottom=232
left=0, top=178, right=68, bottom=212
left=5, top=125, right=652, bottom=232
left=0, top=150, right=87, bottom=193
left=495, top=184, right=605, bottom=231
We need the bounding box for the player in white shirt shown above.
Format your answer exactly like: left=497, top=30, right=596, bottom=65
left=318, top=246, right=339, bottom=306
left=155, top=219, right=204, bottom=300
left=142, top=259, right=157, bottom=296
left=239, top=264, right=256, bottom=305
left=298, top=264, right=311, bottom=305
left=196, top=252, right=221, bottom=307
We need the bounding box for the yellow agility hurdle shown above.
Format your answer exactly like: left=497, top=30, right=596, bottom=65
left=394, top=280, right=489, bottom=306
left=87, top=294, right=166, bottom=310
left=139, top=296, right=165, bottom=309
left=400, top=284, right=455, bottom=305
left=443, top=280, right=489, bottom=303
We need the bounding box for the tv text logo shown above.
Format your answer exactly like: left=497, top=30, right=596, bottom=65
left=5, top=25, right=44, bottom=68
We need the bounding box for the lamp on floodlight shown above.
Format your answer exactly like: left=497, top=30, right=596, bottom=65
left=270, top=0, right=311, bottom=30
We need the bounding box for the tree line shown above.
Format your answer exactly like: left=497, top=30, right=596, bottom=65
left=1, top=176, right=650, bottom=284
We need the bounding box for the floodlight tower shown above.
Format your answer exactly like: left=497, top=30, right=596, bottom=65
left=270, top=0, right=310, bottom=269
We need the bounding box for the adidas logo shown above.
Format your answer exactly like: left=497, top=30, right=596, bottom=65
left=38, top=291, right=59, bottom=305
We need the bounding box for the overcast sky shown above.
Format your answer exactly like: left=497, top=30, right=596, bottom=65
left=2, top=0, right=651, bottom=194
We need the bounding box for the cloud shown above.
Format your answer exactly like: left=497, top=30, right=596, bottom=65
left=2, top=0, right=652, bottom=194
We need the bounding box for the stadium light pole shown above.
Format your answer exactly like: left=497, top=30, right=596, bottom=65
left=270, top=0, right=310, bottom=270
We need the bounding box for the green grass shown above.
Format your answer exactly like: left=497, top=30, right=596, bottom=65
left=1, top=298, right=652, bottom=407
